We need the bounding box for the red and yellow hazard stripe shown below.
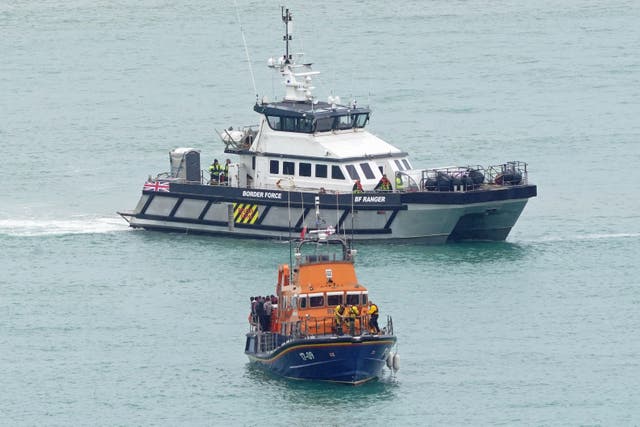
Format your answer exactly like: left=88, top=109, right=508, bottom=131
left=233, top=203, right=259, bottom=224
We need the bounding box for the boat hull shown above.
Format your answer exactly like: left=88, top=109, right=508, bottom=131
left=245, top=334, right=397, bottom=384
left=120, top=183, right=536, bottom=242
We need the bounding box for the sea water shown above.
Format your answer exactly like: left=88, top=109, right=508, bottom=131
left=2, top=1, right=639, bottom=425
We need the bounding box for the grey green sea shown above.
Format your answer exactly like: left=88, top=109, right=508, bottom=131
left=2, top=0, right=639, bottom=425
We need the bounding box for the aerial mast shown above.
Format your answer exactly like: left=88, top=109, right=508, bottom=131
left=282, top=7, right=292, bottom=64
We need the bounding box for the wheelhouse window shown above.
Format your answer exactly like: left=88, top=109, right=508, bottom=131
left=315, top=164, right=328, bottom=178
left=266, top=115, right=314, bottom=133
left=336, top=115, right=352, bottom=130
left=331, top=165, right=345, bottom=180
left=298, top=295, right=307, bottom=309
left=345, top=164, right=360, bottom=180
left=299, top=118, right=314, bottom=133
left=299, top=162, right=311, bottom=177
left=353, top=113, right=369, bottom=128
left=252, top=156, right=256, bottom=170
left=315, top=117, right=334, bottom=132
left=309, top=293, right=325, bottom=308
left=282, top=117, right=297, bottom=132
left=270, top=160, right=279, bottom=174
left=394, top=159, right=404, bottom=170
left=402, top=159, right=411, bottom=169
left=266, top=116, right=281, bottom=130
left=283, top=161, right=295, bottom=175
left=360, top=163, right=375, bottom=179
left=362, top=294, right=368, bottom=305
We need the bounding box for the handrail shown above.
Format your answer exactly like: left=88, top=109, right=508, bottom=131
left=419, top=161, right=529, bottom=192
left=250, top=314, right=393, bottom=340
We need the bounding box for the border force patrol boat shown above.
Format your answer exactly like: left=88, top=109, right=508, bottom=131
left=118, top=8, right=537, bottom=243
left=245, top=215, right=398, bottom=385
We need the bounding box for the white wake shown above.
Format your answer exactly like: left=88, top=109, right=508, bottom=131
left=0, top=216, right=128, bottom=237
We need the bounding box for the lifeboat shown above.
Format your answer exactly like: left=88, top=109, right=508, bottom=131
left=244, top=226, right=398, bottom=385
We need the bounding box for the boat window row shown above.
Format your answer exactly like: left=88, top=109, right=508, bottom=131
left=265, top=113, right=369, bottom=133
left=270, top=160, right=382, bottom=181
left=394, top=159, right=412, bottom=171
left=283, top=291, right=368, bottom=310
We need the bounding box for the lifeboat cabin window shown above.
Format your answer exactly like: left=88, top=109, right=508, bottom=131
left=362, top=293, right=368, bottom=305
left=360, top=163, right=375, bottom=179
left=346, top=292, right=361, bottom=306
left=283, top=161, right=295, bottom=175
left=298, top=295, right=307, bottom=309
left=309, top=293, right=325, bottom=308
left=315, top=164, right=328, bottom=178
left=345, top=165, right=360, bottom=181
left=331, top=165, right=345, bottom=180
left=299, top=162, right=312, bottom=177
left=327, top=292, right=343, bottom=307
left=270, top=160, right=279, bottom=174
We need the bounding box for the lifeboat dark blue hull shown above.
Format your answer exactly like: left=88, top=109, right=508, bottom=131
left=245, top=334, right=397, bottom=385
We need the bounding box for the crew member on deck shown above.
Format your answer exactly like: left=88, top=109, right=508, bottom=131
left=347, top=304, right=359, bottom=335
left=395, top=173, right=404, bottom=192
left=334, top=304, right=346, bottom=336
left=209, top=159, right=222, bottom=185
left=374, top=174, right=392, bottom=192
left=368, top=301, right=380, bottom=334
left=220, top=158, right=231, bottom=184
left=352, top=179, right=363, bottom=193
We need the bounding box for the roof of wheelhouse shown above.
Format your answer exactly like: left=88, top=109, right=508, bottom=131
left=254, top=100, right=370, bottom=119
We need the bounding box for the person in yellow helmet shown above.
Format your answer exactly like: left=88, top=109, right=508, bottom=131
left=347, top=304, right=359, bottom=335
left=209, top=159, right=222, bottom=185
left=334, top=304, right=346, bottom=336
left=374, top=174, right=392, bottom=192
left=368, top=301, right=380, bottom=334
left=395, top=173, right=404, bottom=192
left=352, top=179, right=363, bottom=193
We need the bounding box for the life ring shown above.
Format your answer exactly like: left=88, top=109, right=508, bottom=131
left=276, top=177, right=295, bottom=189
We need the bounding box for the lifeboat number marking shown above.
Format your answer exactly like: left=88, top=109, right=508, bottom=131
left=233, top=203, right=259, bottom=224
left=299, top=351, right=315, bottom=361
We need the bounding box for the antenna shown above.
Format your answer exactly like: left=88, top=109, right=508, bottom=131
left=281, top=7, right=292, bottom=64
left=233, top=0, right=258, bottom=99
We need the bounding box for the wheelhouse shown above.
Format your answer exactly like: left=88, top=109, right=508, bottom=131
left=255, top=101, right=371, bottom=134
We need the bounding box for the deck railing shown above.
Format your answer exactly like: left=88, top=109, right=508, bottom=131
left=418, top=161, right=529, bottom=192
left=251, top=314, right=394, bottom=353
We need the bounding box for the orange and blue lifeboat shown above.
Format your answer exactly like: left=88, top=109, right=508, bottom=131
left=244, top=232, right=398, bottom=385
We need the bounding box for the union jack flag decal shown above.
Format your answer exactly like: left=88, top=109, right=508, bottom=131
left=143, top=180, right=170, bottom=192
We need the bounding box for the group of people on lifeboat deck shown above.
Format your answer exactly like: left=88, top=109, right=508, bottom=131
left=209, top=158, right=231, bottom=185
left=250, top=295, right=278, bottom=332
left=353, top=174, right=403, bottom=193
left=334, top=301, right=381, bottom=336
